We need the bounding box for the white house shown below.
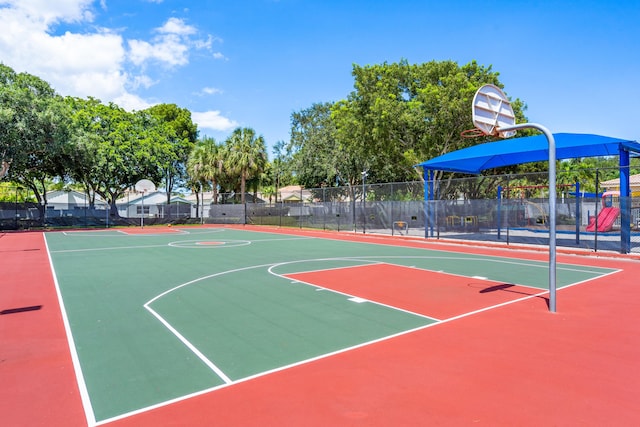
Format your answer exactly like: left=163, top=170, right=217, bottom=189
left=118, top=191, right=193, bottom=218
left=46, top=189, right=107, bottom=206
left=45, top=190, right=108, bottom=218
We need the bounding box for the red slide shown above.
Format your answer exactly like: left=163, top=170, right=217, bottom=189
left=586, top=207, right=620, bottom=232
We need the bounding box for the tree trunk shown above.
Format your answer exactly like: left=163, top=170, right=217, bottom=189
left=240, top=174, right=246, bottom=204
left=212, top=179, right=218, bottom=205
left=108, top=191, right=120, bottom=217
left=195, top=191, right=200, bottom=219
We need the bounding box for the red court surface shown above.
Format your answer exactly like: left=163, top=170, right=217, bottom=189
left=118, top=227, right=183, bottom=235
left=286, top=263, right=541, bottom=319
left=0, top=232, right=85, bottom=426
left=2, top=227, right=639, bottom=426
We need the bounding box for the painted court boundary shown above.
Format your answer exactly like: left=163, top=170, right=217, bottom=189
left=60, top=232, right=616, bottom=424
left=2, top=226, right=639, bottom=426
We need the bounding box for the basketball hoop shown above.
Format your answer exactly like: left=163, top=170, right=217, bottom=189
left=135, top=179, right=156, bottom=193
left=471, top=84, right=517, bottom=138
left=134, top=179, right=156, bottom=229
left=461, top=128, right=487, bottom=139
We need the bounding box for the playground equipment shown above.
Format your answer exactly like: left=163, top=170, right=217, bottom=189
left=586, top=191, right=620, bottom=232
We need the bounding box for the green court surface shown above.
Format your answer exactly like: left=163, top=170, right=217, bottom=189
left=45, top=227, right=617, bottom=423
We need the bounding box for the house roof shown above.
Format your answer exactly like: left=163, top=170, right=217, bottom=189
left=277, top=185, right=312, bottom=201
left=601, top=173, right=640, bottom=188
left=416, top=133, right=640, bottom=175
left=46, top=190, right=107, bottom=205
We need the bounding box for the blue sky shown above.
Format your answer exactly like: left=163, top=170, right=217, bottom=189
left=1, top=0, right=639, bottom=158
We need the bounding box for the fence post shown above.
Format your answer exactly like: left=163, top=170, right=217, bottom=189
left=575, top=181, right=580, bottom=244
left=497, top=185, right=502, bottom=240
left=594, top=169, right=599, bottom=252
left=619, top=150, right=631, bottom=254
left=391, top=182, right=395, bottom=236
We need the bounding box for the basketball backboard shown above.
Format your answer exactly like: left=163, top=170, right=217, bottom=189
left=472, top=84, right=517, bottom=138
left=134, top=179, right=156, bottom=193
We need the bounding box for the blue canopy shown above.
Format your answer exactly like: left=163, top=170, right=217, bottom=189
left=417, top=133, right=640, bottom=174
left=417, top=132, right=640, bottom=253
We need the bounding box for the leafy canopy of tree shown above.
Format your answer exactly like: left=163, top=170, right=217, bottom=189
left=225, top=127, right=268, bottom=204
left=1, top=63, right=204, bottom=215
left=289, top=102, right=350, bottom=188
left=289, top=60, right=530, bottom=190
left=0, top=63, right=73, bottom=210
left=66, top=97, right=176, bottom=214
left=187, top=136, right=222, bottom=212
left=145, top=103, right=198, bottom=204
left=185, top=128, right=268, bottom=205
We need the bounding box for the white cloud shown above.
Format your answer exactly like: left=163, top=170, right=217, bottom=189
left=192, top=111, right=238, bottom=132
left=130, top=74, right=156, bottom=90
left=0, top=0, right=95, bottom=27
left=128, top=35, right=191, bottom=67
left=158, top=16, right=196, bottom=36
left=0, top=1, right=126, bottom=101
left=127, top=17, right=213, bottom=68
left=0, top=0, right=232, bottom=126
left=201, top=87, right=223, bottom=95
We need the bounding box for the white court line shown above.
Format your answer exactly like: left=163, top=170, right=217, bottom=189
left=233, top=226, right=623, bottom=273
left=267, top=258, right=441, bottom=322
left=143, top=305, right=232, bottom=384
left=324, top=254, right=617, bottom=283
left=271, top=260, right=383, bottom=276
left=250, top=236, right=315, bottom=243
left=49, top=244, right=169, bottom=253
left=85, top=247, right=620, bottom=424
left=96, top=309, right=441, bottom=426
left=44, top=235, right=97, bottom=427
left=102, top=256, right=563, bottom=426
left=49, top=236, right=313, bottom=254
left=60, top=228, right=227, bottom=237
left=143, top=257, right=440, bottom=388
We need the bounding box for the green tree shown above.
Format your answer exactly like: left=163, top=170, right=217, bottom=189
left=187, top=136, right=228, bottom=212
left=225, top=127, right=267, bottom=204
left=330, top=59, right=528, bottom=185
left=289, top=102, right=350, bottom=189
left=289, top=102, right=370, bottom=204
left=67, top=98, right=169, bottom=215
left=186, top=139, right=213, bottom=218
left=145, top=104, right=198, bottom=204
left=0, top=64, right=73, bottom=211
left=271, top=140, right=295, bottom=189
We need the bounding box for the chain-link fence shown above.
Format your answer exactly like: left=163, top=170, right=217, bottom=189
left=0, top=193, right=198, bottom=229
left=1, top=169, right=638, bottom=254
left=242, top=172, right=639, bottom=254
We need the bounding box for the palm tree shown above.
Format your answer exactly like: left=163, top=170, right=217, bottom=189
left=225, top=127, right=267, bottom=204
left=187, top=141, right=208, bottom=218
left=188, top=137, right=227, bottom=213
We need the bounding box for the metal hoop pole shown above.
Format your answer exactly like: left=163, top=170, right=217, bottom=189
left=498, top=123, right=556, bottom=312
